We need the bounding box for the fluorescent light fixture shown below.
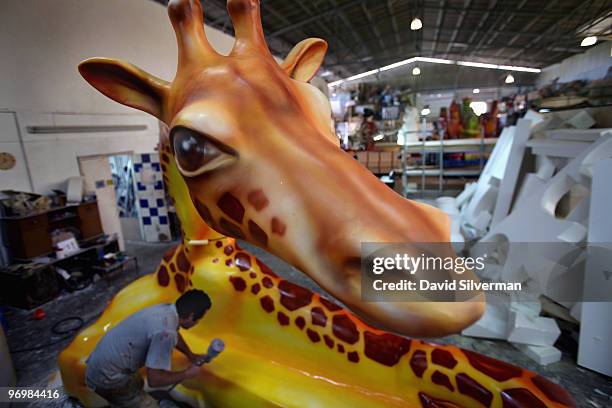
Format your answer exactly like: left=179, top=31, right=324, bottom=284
left=498, top=65, right=540, bottom=73
left=415, top=57, right=453, bottom=64
left=580, top=36, right=597, bottom=46
left=505, top=73, right=515, bottom=84
left=437, top=93, right=442, bottom=97
left=346, top=69, right=379, bottom=81
left=326, top=56, right=540, bottom=87
left=473, top=88, right=480, bottom=94
left=379, top=57, right=417, bottom=71
left=421, top=107, right=430, bottom=116
left=410, top=18, right=422, bottom=30
left=373, top=134, right=384, bottom=141
left=457, top=61, right=498, bottom=69
left=320, top=70, right=333, bottom=77
left=538, top=108, right=551, bottom=113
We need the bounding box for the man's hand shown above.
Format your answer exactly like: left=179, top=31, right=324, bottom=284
left=183, top=363, right=201, bottom=379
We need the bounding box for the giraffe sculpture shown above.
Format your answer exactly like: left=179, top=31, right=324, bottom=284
left=59, top=1, right=577, bottom=407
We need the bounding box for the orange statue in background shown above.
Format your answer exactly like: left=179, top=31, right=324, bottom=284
left=59, top=1, right=576, bottom=407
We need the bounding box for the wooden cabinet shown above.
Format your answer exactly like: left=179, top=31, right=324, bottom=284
left=1, top=201, right=103, bottom=260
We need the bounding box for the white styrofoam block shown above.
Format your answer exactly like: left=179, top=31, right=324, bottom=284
left=491, top=118, right=532, bottom=226
left=507, top=311, right=561, bottom=346
left=515, top=343, right=561, bottom=365
left=578, top=158, right=612, bottom=376
left=462, top=293, right=510, bottom=339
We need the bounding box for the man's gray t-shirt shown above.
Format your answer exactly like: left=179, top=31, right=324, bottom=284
left=85, top=304, right=179, bottom=389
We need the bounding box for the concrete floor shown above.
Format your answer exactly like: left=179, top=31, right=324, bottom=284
left=4, top=240, right=611, bottom=407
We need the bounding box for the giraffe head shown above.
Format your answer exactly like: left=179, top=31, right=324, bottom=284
left=78, top=0, right=484, bottom=336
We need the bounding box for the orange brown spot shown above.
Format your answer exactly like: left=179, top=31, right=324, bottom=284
left=229, top=276, right=246, bottom=291
left=277, top=311, right=290, bottom=326
left=248, top=220, right=268, bottom=246
left=247, top=189, right=269, bottom=211
left=260, top=295, right=274, bottom=313
left=157, top=265, right=169, bottom=287
left=463, top=350, right=522, bottom=382
left=217, top=192, right=244, bottom=223
left=278, top=280, right=313, bottom=311
left=347, top=351, right=359, bottom=363
left=410, top=350, right=427, bottom=378
left=235, top=252, right=251, bottom=271
left=311, top=307, right=327, bottom=327
left=332, top=314, right=359, bottom=344
left=306, top=329, right=320, bottom=343
left=363, top=331, right=411, bottom=367
left=531, top=375, right=575, bottom=407
left=271, top=217, right=286, bottom=236
left=432, top=371, right=454, bottom=392
left=175, top=274, right=186, bottom=292
left=432, top=348, right=457, bottom=369
left=456, top=373, right=493, bottom=407
left=251, top=283, right=261, bottom=295
left=501, top=388, right=547, bottom=408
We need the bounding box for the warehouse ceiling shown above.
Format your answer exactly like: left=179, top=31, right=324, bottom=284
left=152, top=0, right=612, bottom=83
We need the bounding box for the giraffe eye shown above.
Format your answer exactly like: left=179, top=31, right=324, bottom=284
left=171, top=127, right=235, bottom=176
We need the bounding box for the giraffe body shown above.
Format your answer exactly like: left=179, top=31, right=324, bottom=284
left=59, top=1, right=576, bottom=407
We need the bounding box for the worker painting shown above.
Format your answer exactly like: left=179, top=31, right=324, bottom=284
left=85, top=289, right=212, bottom=407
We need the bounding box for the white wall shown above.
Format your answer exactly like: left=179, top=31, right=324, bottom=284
left=537, top=42, right=611, bottom=87
left=0, top=0, right=237, bottom=194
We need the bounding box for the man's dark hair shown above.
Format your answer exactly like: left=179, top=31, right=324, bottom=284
left=176, top=289, right=211, bottom=319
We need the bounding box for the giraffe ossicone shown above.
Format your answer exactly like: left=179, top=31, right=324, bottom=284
left=59, top=1, right=576, bottom=407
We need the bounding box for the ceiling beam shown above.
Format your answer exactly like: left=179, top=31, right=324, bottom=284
left=269, top=0, right=374, bottom=39
left=443, top=0, right=473, bottom=58
left=430, top=0, right=446, bottom=57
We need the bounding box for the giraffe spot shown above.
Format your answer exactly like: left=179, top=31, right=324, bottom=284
left=347, top=351, right=359, bottom=363
left=189, top=279, right=193, bottom=286
left=456, top=373, right=493, bottom=407
left=306, top=329, right=320, bottom=343
left=262, top=277, right=273, bottom=288
left=176, top=250, right=190, bottom=273
left=218, top=217, right=245, bottom=239
left=432, top=348, right=457, bottom=369
left=271, top=217, right=286, bottom=236
left=229, top=276, right=246, bottom=292
left=251, top=283, right=261, bottom=294
left=157, top=265, right=169, bottom=287
left=462, top=350, right=522, bottom=382
left=235, top=241, right=242, bottom=250
left=332, top=314, right=359, bottom=344
left=170, top=263, right=176, bottom=273
left=175, top=274, right=186, bottom=293
left=277, top=312, right=290, bottom=326
left=235, top=252, right=251, bottom=271
left=217, top=192, right=244, bottom=223
left=256, top=258, right=278, bottom=277
left=410, top=350, right=427, bottom=378
left=501, top=388, right=547, bottom=408
left=432, top=371, right=454, bottom=392
left=260, top=295, right=274, bottom=313
left=295, top=316, right=305, bottom=330
left=337, top=344, right=345, bottom=353
left=224, top=245, right=234, bottom=255
left=278, top=280, right=313, bottom=311
left=215, top=241, right=223, bottom=248
left=225, top=259, right=232, bottom=266
left=193, top=199, right=215, bottom=226
left=249, top=272, right=256, bottom=278
left=363, top=331, right=412, bottom=367
left=161, top=152, right=170, bottom=163
left=212, top=258, right=219, bottom=264
left=323, top=335, right=334, bottom=349
left=319, top=297, right=342, bottom=311
left=248, top=220, right=268, bottom=247
left=311, top=307, right=327, bottom=327
left=163, top=247, right=176, bottom=263
left=531, top=375, right=575, bottom=407
left=247, top=189, right=269, bottom=211
left=161, top=163, right=167, bottom=172
left=418, top=393, right=459, bottom=408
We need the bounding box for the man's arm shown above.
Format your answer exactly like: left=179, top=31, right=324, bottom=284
left=175, top=333, right=195, bottom=360
left=147, top=365, right=200, bottom=388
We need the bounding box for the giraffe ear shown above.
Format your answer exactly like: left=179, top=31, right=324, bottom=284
left=280, top=38, right=327, bottom=82
left=78, top=58, right=169, bottom=120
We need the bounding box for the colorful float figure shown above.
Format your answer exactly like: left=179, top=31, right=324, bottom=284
left=461, top=97, right=481, bottom=138
left=447, top=100, right=463, bottom=139
left=483, top=100, right=500, bottom=138
left=59, top=1, right=576, bottom=407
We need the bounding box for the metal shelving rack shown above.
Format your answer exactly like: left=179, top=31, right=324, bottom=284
left=399, top=122, right=497, bottom=197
